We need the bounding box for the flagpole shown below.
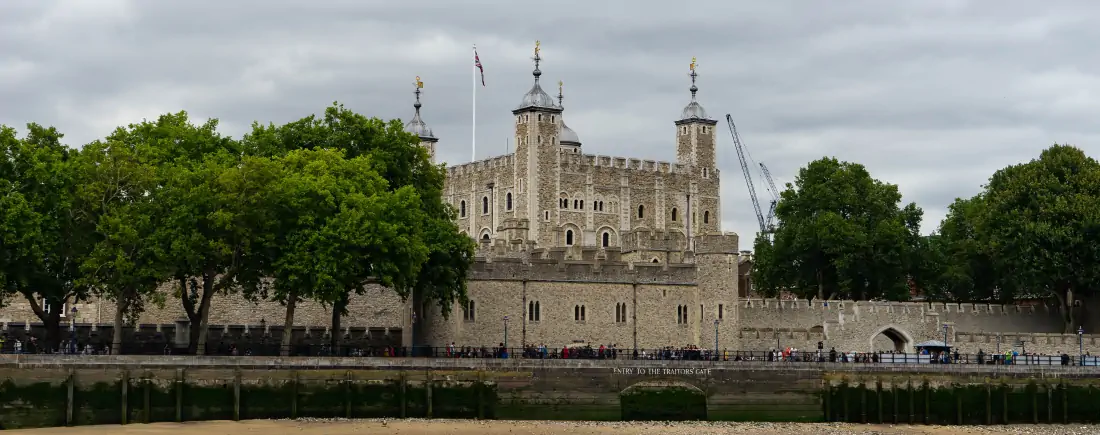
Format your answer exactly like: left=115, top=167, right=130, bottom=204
left=472, top=44, right=477, bottom=162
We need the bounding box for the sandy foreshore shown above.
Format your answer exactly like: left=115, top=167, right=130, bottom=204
left=5, top=419, right=1099, bottom=434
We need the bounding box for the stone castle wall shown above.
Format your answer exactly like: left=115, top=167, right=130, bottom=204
left=735, top=298, right=1097, bottom=355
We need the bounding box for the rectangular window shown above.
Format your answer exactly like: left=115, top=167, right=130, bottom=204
left=718, top=304, right=724, bottom=320
left=42, top=300, right=67, bottom=318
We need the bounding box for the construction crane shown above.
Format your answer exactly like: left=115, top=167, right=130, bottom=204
left=725, top=114, right=770, bottom=235
left=759, top=162, right=779, bottom=233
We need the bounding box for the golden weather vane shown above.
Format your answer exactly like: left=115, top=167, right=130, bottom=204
left=535, top=40, right=541, bottom=56
left=558, top=80, right=563, bottom=93
left=415, top=76, right=424, bottom=88
left=690, top=57, right=697, bottom=71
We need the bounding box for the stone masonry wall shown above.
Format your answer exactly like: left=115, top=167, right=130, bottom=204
left=735, top=298, right=1091, bottom=355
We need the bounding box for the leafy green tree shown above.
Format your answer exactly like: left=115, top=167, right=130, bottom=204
left=980, top=144, right=1100, bottom=332
left=134, top=112, right=275, bottom=355
left=244, top=103, right=474, bottom=350
left=260, top=148, right=431, bottom=355
left=75, top=128, right=170, bottom=354
left=752, top=157, right=922, bottom=301
left=0, top=124, right=93, bottom=351
left=926, top=196, right=1000, bottom=302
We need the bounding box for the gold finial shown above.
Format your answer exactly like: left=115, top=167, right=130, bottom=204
left=415, top=76, right=424, bottom=88
left=535, top=40, right=541, bottom=56
left=690, top=57, right=697, bottom=71
left=558, top=80, right=563, bottom=92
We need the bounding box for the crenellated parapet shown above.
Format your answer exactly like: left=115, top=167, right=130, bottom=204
left=557, top=152, right=709, bottom=175
left=467, top=256, right=697, bottom=284
left=738, top=298, right=1064, bottom=318
left=446, top=154, right=516, bottom=177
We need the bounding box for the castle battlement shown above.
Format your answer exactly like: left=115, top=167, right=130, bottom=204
left=467, top=255, right=697, bottom=284
left=956, top=331, right=1100, bottom=348
left=739, top=327, right=826, bottom=342
left=739, top=298, right=1063, bottom=317
left=446, top=154, right=515, bottom=176
left=557, top=152, right=688, bottom=174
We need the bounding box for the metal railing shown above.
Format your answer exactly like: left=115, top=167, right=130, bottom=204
left=2, top=342, right=1096, bottom=366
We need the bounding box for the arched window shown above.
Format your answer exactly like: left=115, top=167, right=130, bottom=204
left=460, top=200, right=466, bottom=217
left=652, top=258, right=660, bottom=263
left=482, top=196, right=489, bottom=214
left=463, top=300, right=476, bottom=322
left=599, top=201, right=604, bottom=212
left=615, top=303, right=620, bottom=323
left=535, top=301, right=540, bottom=321
left=702, top=168, right=708, bottom=178
left=506, top=192, right=513, bottom=210
left=565, top=230, right=574, bottom=246
left=573, top=199, right=578, bottom=209
left=529, top=301, right=541, bottom=322
left=704, top=210, right=710, bottom=224
left=637, top=205, right=645, bottom=219
left=574, top=305, right=580, bottom=321
left=602, top=232, right=610, bottom=247
left=677, top=305, right=683, bottom=324
left=580, top=305, right=586, bottom=321
left=580, top=200, right=584, bottom=209
left=671, top=208, right=678, bottom=221
left=481, top=233, right=490, bottom=243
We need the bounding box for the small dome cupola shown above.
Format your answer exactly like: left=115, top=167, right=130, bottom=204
left=404, top=76, right=436, bottom=140
left=514, top=40, right=563, bottom=114
left=679, top=57, right=712, bottom=122
left=557, top=80, right=581, bottom=146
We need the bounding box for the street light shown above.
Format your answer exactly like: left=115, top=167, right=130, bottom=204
left=713, top=319, right=720, bottom=361
left=1078, top=326, right=1084, bottom=366
left=503, top=315, right=509, bottom=356
left=943, top=323, right=950, bottom=364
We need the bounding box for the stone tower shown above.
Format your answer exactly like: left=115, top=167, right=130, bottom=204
left=512, top=41, right=563, bottom=247
left=694, top=233, right=741, bottom=351
left=674, top=59, right=721, bottom=241
left=404, top=78, right=438, bottom=163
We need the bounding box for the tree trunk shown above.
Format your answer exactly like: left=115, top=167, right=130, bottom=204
left=112, top=292, right=129, bottom=355
left=179, top=276, right=201, bottom=354
left=195, top=273, right=217, bottom=356
left=330, top=292, right=348, bottom=355
left=1052, top=286, right=1075, bottom=334
left=43, top=304, right=62, bottom=353
left=280, top=290, right=298, bottom=357
left=817, top=269, right=825, bottom=301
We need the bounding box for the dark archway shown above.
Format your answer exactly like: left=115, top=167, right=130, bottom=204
left=620, top=382, right=707, bottom=421
left=870, top=326, right=912, bottom=352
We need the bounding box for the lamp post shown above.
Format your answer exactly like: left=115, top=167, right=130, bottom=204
left=1078, top=326, right=1084, bottom=366
left=69, top=306, right=78, bottom=354
left=713, top=319, right=720, bottom=361
left=942, top=323, right=949, bottom=363
left=503, top=315, right=509, bottom=354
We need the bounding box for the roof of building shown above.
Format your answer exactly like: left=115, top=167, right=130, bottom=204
left=559, top=122, right=581, bottom=144
left=679, top=69, right=713, bottom=122
left=515, top=50, right=562, bottom=112
left=404, top=87, right=435, bottom=139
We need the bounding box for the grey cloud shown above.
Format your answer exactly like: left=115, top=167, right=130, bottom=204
left=2, top=0, right=1099, bottom=246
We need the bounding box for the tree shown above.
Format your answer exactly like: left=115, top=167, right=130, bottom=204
left=260, top=148, right=431, bottom=356
left=926, top=196, right=1000, bottom=302
left=243, top=103, right=474, bottom=351
left=752, top=157, right=922, bottom=301
left=980, top=144, right=1100, bottom=332
left=136, top=112, right=273, bottom=355
left=0, top=124, right=93, bottom=352
left=75, top=128, right=170, bottom=354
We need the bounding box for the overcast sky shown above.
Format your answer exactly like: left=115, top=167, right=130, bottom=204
left=2, top=1, right=1099, bottom=246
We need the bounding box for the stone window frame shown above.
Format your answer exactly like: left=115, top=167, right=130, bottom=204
left=676, top=304, right=686, bottom=325
left=462, top=300, right=476, bottom=322
left=565, top=229, right=575, bottom=246
left=505, top=192, right=513, bottom=211
left=637, top=204, right=645, bottom=219
left=460, top=200, right=467, bottom=218
left=718, top=303, right=724, bottom=320
left=528, top=301, right=541, bottom=322
left=671, top=207, right=678, bottom=222
left=482, top=196, right=490, bottom=215
left=703, top=210, right=710, bottom=224
left=615, top=302, right=628, bottom=324
left=601, top=232, right=610, bottom=248
left=573, top=304, right=585, bottom=322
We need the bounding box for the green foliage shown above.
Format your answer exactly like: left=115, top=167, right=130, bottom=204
left=752, top=157, right=922, bottom=301
left=0, top=123, right=92, bottom=350
left=933, top=144, right=1100, bottom=331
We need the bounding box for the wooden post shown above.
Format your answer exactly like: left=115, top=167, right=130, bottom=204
left=990, top=385, right=998, bottom=425
left=291, top=370, right=299, bottom=419
left=1001, top=385, right=1008, bottom=424
left=876, top=380, right=883, bottom=423
left=399, top=373, right=407, bottom=418
left=842, top=383, right=849, bottom=422
left=1047, top=385, right=1053, bottom=423
left=425, top=372, right=434, bottom=419
left=143, top=376, right=151, bottom=423
left=956, top=385, right=962, bottom=425
left=1062, top=383, right=1068, bottom=423
left=233, top=370, right=241, bottom=422
left=1032, top=384, right=1038, bottom=424
left=66, top=369, right=75, bottom=426
left=860, top=383, right=867, bottom=423
left=923, top=381, right=929, bottom=425
left=908, top=379, right=914, bottom=424
left=175, top=369, right=184, bottom=423
left=344, top=371, right=352, bottom=419
left=120, top=370, right=129, bottom=425
left=892, top=383, right=899, bottom=424
left=477, top=370, right=485, bottom=420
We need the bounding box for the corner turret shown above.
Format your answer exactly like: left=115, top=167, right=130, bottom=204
left=404, top=76, right=438, bottom=162
left=674, top=58, right=718, bottom=169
